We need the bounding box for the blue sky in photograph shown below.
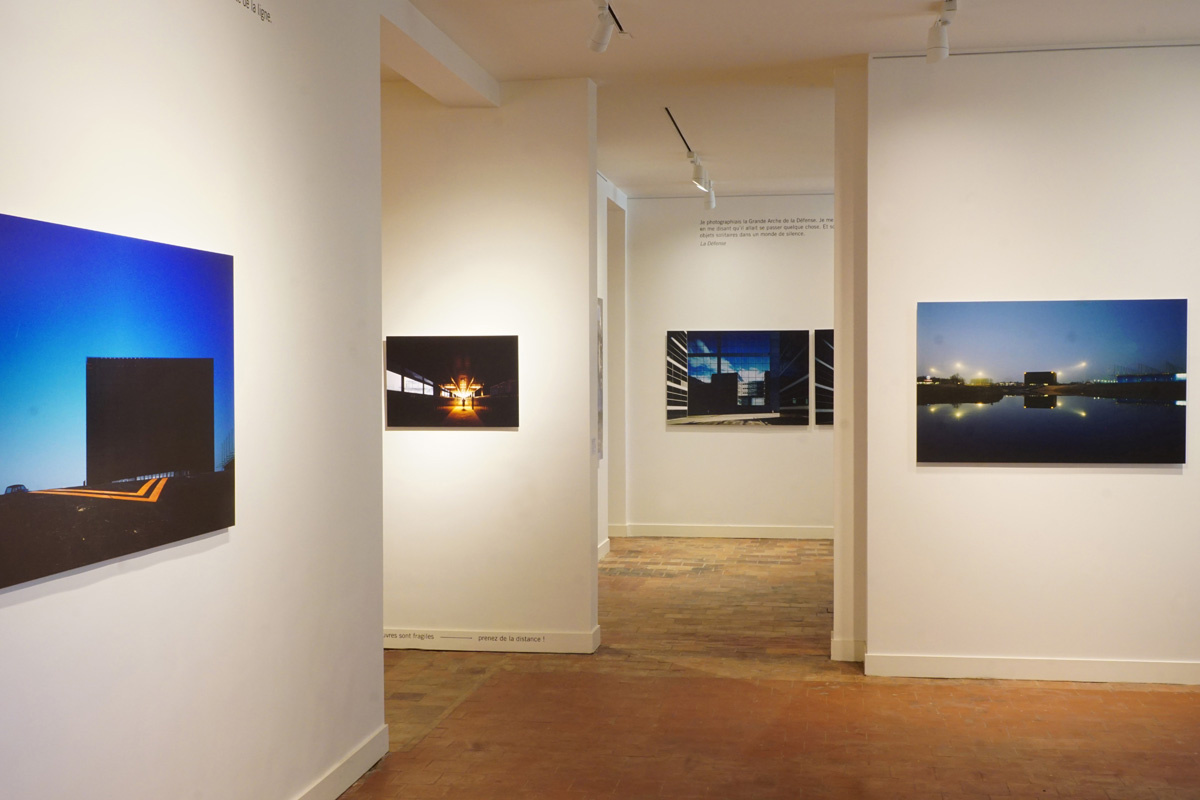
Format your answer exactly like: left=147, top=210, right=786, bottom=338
left=917, top=299, right=1187, bottom=383
left=0, top=214, right=233, bottom=491
left=687, top=331, right=773, bottom=383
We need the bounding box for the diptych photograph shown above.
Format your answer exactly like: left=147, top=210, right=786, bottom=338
left=0, top=213, right=235, bottom=590
left=385, top=335, right=519, bottom=428
left=667, top=330, right=809, bottom=425
left=917, top=299, right=1187, bottom=464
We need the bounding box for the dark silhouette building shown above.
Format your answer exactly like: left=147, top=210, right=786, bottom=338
left=1024, top=370, right=1058, bottom=386
left=86, top=357, right=215, bottom=485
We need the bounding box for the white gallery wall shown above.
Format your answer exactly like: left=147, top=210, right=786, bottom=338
left=625, top=194, right=835, bottom=539
left=0, top=2, right=387, bottom=799
left=381, top=79, right=600, bottom=653
left=867, top=45, right=1200, bottom=683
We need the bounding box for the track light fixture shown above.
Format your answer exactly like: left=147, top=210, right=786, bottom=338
left=666, top=108, right=715, bottom=206
left=589, top=4, right=615, bottom=53
left=588, top=3, right=626, bottom=53
left=926, top=0, right=956, bottom=63
left=690, top=152, right=708, bottom=192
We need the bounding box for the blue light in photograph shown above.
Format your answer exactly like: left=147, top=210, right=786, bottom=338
left=0, top=213, right=234, bottom=491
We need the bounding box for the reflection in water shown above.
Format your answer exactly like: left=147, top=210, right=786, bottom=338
left=1024, top=394, right=1058, bottom=410
left=917, top=394, right=1186, bottom=464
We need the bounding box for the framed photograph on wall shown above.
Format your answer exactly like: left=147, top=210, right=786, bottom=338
left=916, top=299, right=1187, bottom=464
left=0, top=213, right=235, bottom=590
left=814, top=328, right=834, bottom=425
left=667, top=330, right=809, bottom=425
left=385, top=335, right=519, bottom=428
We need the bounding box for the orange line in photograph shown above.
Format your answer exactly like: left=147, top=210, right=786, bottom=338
left=66, top=478, right=156, bottom=497
left=32, top=478, right=157, bottom=499
left=32, top=478, right=168, bottom=503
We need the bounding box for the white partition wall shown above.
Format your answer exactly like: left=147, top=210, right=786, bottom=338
left=625, top=194, right=835, bottom=539
left=0, top=3, right=387, bottom=799
left=831, top=59, right=870, bottom=663
left=866, top=45, right=1200, bottom=683
left=381, top=80, right=600, bottom=653
left=603, top=194, right=629, bottom=553
left=596, top=177, right=629, bottom=558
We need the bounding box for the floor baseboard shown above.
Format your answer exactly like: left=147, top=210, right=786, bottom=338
left=615, top=523, right=832, bottom=540
left=293, top=724, right=389, bottom=800
left=866, top=653, right=1200, bottom=685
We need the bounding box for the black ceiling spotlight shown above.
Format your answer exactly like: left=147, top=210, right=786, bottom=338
left=588, top=3, right=625, bottom=53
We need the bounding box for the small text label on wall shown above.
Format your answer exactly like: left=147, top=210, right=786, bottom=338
left=233, top=0, right=272, bottom=23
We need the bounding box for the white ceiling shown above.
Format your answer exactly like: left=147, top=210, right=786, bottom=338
left=397, top=0, right=1200, bottom=197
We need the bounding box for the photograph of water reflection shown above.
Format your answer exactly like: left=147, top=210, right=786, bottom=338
left=916, top=299, right=1186, bottom=464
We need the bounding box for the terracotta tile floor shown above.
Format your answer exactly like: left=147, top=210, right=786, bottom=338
left=341, top=538, right=1200, bottom=799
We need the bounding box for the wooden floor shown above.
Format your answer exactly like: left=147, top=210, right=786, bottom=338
left=341, top=538, right=1200, bottom=799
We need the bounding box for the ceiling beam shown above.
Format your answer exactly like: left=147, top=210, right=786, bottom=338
left=380, top=0, right=500, bottom=108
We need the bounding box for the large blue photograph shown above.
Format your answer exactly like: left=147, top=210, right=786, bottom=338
left=0, top=213, right=234, bottom=589
left=917, top=299, right=1186, bottom=464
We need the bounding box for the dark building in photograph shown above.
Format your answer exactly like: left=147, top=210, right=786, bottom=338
left=687, top=370, right=749, bottom=416
left=86, top=357, right=215, bottom=486
left=1024, top=370, right=1058, bottom=386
